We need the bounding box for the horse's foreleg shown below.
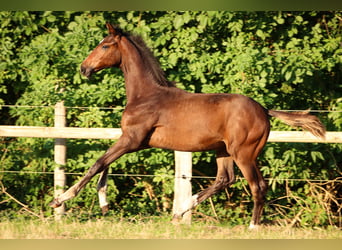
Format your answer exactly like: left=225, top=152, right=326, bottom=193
left=49, top=136, right=137, bottom=209
left=97, top=168, right=109, bottom=215
left=172, top=153, right=235, bottom=221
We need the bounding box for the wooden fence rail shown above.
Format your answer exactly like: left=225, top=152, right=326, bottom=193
left=0, top=125, right=341, bottom=142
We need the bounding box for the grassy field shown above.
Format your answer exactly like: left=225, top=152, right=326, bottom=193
left=0, top=215, right=341, bottom=239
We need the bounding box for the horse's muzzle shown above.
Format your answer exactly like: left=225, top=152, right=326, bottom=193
left=80, top=65, right=94, bottom=79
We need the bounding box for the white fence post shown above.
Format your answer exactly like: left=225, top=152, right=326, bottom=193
left=54, top=101, right=66, bottom=220
left=173, top=151, right=192, bottom=224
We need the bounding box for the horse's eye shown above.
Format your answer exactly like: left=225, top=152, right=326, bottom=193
left=102, top=45, right=109, bottom=49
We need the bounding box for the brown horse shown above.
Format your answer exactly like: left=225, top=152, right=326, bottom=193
left=50, top=23, right=325, bottom=228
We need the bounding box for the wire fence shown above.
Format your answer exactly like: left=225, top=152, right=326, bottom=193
left=1, top=170, right=341, bottom=184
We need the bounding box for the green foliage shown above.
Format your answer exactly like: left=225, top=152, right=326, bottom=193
left=0, top=11, right=341, bottom=227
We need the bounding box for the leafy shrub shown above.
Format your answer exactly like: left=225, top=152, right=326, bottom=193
left=1, top=11, right=341, bottom=227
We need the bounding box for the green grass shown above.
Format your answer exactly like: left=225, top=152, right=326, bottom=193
left=0, top=215, right=341, bottom=239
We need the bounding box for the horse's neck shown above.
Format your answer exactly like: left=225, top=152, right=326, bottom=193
left=119, top=37, right=159, bottom=103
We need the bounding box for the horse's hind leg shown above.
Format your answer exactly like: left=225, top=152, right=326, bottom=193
left=173, top=150, right=235, bottom=220
left=234, top=156, right=267, bottom=229
left=97, top=168, right=109, bottom=215
left=195, top=153, right=235, bottom=205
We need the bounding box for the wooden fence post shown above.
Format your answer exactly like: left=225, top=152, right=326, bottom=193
left=173, top=151, right=192, bottom=224
left=54, top=101, right=66, bottom=220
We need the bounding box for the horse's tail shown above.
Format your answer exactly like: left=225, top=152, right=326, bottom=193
left=268, top=110, right=326, bottom=139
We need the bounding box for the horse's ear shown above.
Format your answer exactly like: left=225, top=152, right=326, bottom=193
left=106, top=23, right=117, bottom=35
left=106, top=23, right=123, bottom=39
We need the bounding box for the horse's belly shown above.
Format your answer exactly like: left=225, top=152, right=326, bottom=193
left=147, top=126, right=225, bottom=152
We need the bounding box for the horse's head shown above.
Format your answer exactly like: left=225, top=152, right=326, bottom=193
left=80, top=23, right=123, bottom=78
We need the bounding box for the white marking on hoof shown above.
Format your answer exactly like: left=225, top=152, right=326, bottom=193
left=98, top=187, right=108, bottom=209
left=179, top=194, right=198, bottom=215
left=98, top=195, right=108, bottom=209
left=248, top=223, right=259, bottom=230
left=191, top=194, right=199, bottom=207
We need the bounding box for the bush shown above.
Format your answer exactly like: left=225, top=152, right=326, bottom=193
left=1, top=11, right=341, bottom=227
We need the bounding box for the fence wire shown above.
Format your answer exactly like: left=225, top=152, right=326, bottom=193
left=1, top=170, right=341, bottom=184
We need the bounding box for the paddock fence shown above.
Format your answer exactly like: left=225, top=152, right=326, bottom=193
left=0, top=102, right=341, bottom=223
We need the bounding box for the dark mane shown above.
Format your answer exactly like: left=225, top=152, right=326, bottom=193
left=123, top=31, right=175, bottom=87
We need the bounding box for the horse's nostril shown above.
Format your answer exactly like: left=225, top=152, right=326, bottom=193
left=80, top=65, right=93, bottom=78
left=80, top=65, right=86, bottom=75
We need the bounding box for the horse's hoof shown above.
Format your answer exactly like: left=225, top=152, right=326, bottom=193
left=248, top=223, right=260, bottom=230
left=101, top=205, right=109, bottom=215
left=49, top=199, right=62, bottom=208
